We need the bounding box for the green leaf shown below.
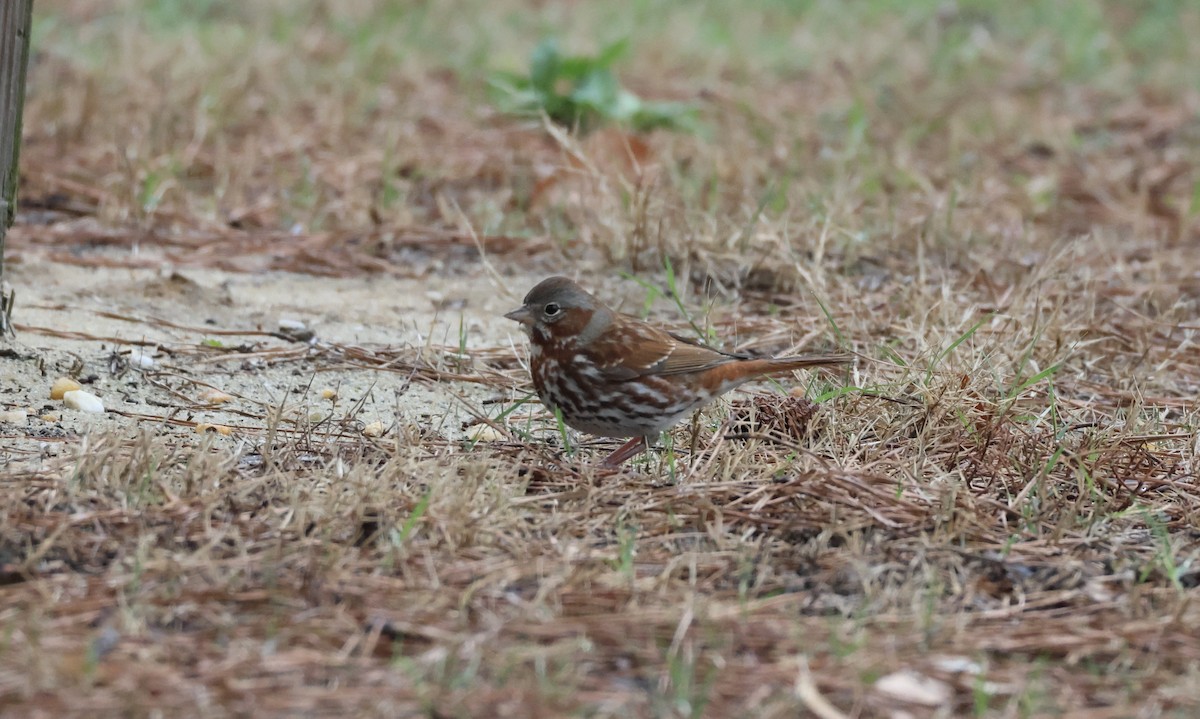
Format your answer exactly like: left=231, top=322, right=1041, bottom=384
left=529, top=38, right=561, bottom=92
left=572, top=70, right=620, bottom=112
left=595, top=38, right=630, bottom=67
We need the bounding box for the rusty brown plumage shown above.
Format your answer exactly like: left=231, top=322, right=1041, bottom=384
left=505, top=276, right=850, bottom=466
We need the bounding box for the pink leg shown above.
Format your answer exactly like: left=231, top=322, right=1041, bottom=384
left=600, top=436, right=648, bottom=467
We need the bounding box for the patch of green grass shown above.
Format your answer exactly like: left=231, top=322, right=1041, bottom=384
left=924, top=315, right=991, bottom=386
left=490, top=38, right=698, bottom=133
left=553, top=406, right=575, bottom=457
left=656, top=648, right=717, bottom=718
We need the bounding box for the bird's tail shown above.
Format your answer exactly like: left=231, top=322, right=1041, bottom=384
left=702, top=352, right=852, bottom=394
left=764, top=353, right=853, bottom=373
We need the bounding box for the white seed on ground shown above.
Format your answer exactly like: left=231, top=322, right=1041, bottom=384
left=362, top=421, right=386, bottom=438
left=199, top=388, right=233, bottom=404
left=278, top=318, right=307, bottom=331
left=874, top=670, right=952, bottom=707
left=63, top=390, right=105, bottom=414
left=50, top=377, right=82, bottom=400
left=931, top=656, right=983, bottom=675
left=128, top=347, right=157, bottom=369
left=471, top=425, right=506, bottom=442
left=0, top=409, right=28, bottom=424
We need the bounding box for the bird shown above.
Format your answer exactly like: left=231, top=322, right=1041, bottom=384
left=505, top=276, right=851, bottom=466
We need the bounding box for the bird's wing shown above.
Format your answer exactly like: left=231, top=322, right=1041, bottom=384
left=667, top=331, right=749, bottom=360
left=588, top=320, right=737, bottom=380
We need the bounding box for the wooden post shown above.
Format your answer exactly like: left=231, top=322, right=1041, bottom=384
left=0, top=0, right=33, bottom=337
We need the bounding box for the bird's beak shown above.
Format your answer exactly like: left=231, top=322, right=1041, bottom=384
left=504, top=306, right=535, bottom=326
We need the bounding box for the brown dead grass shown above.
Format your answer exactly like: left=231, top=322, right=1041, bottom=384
left=3, top=0, right=1200, bottom=716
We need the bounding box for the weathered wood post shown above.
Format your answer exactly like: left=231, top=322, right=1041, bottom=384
left=0, top=0, right=34, bottom=337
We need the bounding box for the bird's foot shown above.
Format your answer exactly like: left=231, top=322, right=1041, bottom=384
left=599, top=437, right=648, bottom=467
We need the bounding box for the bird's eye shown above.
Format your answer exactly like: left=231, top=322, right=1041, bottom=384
left=543, top=302, right=561, bottom=317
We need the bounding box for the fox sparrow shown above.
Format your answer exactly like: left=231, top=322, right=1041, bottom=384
left=506, top=276, right=851, bottom=466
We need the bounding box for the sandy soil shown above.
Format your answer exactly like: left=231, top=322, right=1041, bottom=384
left=0, top=254, right=547, bottom=469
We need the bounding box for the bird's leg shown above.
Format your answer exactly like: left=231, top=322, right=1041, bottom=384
left=600, top=436, right=648, bottom=466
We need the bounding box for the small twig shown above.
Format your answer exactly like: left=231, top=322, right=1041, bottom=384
left=794, top=656, right=848, bottom=719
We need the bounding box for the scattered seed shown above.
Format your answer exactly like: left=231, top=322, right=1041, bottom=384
left=50, top=377, right=82, bottom=400
left=199, top=388, right=234, bottom=405
left=0, top=409, right=28, bottom=424
left=471, top=425, right=506, bottom=442
left=128, top=347, right=157, bottom=369
left=63, top=390, right=105, bottom=414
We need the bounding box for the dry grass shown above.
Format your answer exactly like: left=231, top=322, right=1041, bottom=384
left=3, top=0, right=1200, bottom=716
